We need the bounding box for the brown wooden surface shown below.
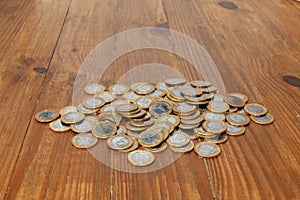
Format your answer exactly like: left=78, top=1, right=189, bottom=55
left=1, top=0, right=299, bottom=199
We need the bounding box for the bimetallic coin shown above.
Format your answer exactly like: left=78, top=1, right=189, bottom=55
left=156, top=82, right=169, bottom=92
left=202, top=120, right=227, bottom=134
left=178, top=128, right=198, bottom=139
left=61, top=112, right=85, bottom=124
left=116, top=103, right=139, bottom=113
left=71, top=133, right=98, bottom=149
left=194, top=142, right=221, bottom=158
left=119, top=139, right=139, bottom=152
left=181, top=87, right=203, bottom=97
left=116, top=125, right=127, bottom=135
left=132, top=112, right=152, bottom=122
left=134, top=83, right=155, bottom=95
left=98, top=113, right=121, bottom=125
left=167, top=87, right=185, bottom=101
left=125, top=122, right=148, bottom=132
left=109, top=84, right=130, bottom=95
left=227, top=92, right=248, bottom=103
left=190, top=80, right=212, bottom=88
left=111, top=100, right=131, bottom=106
left=83, top=97, right=105, bottom=109
left=78, top=104, right=98, bottom=114
left=166, top=131, right=190, bottom=147
left=154, top=121, right=175, bottom=134
left=122, top=91, right=141, bottom=102
left=131, top=118, right=155, bottom=127
left=244, top=103, right=268, bottom=116
left=226, top=124, right=246, bottom=136
left=157, top=115, right=180, bottom=127
left=71, top=119, right=94, bottom=133
left=165, top=78, right=186, bottom=86
left=149, top=100, right=172, bottom=118
left=138, top=130, right=163, bottom=147
left=250, top=113, right=274, bottom=125
left=202, top=112, right=225, bottom=121
left=127, top=130, right=143, bottom=139
left=147, top=126, right=169, bottom=140
left=94, top=91, right=116, bottom=103
left=84, top=84, right=105, bottom=95
left=85, top=116, right=97, bottom=123
left=205, top=133, right=228, bottom=144
left=227, top=107, right=238, bottom=114
left=135, top=96, right=154, bottom=109
left=178, top=123, right=200, bottom=130
left=226, top=113, right=250, bottom=126
left=180, top=110, right=201, bottom=120
left=212, top=94, right=225, bottom=102
left=143, top=142, right=168, bottom=153
left=225, top=96, right=245, bottom=108
left=123, top=109, right=147, bottom=119
left=92, top=121, right=117, bottom=139
left=185, top=93, right=214, bottom=102
left=202, top=85, right=218, bottom=93
left=101, top=104, right=116, bottom=113
left=59, top=106, right=78, bottom=116
left=148, top=90, right=166, bottom=98
left=207, top=101, right=230, bottom=113
left=35, top=109, right=59, bottom=123
left=107, top=135, right=133, bottom=150
left=180, top=115, right=204, bottom=125
left=169, top=141, right=194, bottom=153
left=49, top=119, right=70, bottom=132
left=173, top=103, right=196, bottom=115
left=128, top=150, right=155, bottom=166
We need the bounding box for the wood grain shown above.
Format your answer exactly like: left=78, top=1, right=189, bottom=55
left=1, top=0, right=300, bottom=199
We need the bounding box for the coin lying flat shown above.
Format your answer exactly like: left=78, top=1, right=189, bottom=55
left=244, top=103, right=268, bottom=116
left=169, top=141, right=194, bottom=153
left=61, top=112, right=85, bottom=124
left=131, top=118, right=155, bottom=127
left=107, top=135, right=133, bottom=150
left=180, top=115, right=203, bottom=125
left=132, top=112, right=152, bottom=122
left=190, top=80, right=212, bottom=88
left=94, top=91, right=116, bottom=103
left=226, top=113, right=250, bottom=126
left=227, top=92, right=248, bottom=103
left=83, top=97, right=105, bottom=109
left=202, top=112, right=225, bottom=121
left=77, top=104, right=98, bottom=114
left=109, top=84, right=130, bottom=95
left=212, top=94, right=225, bottom=102
left=125, top=122, right=148, bottom=132
left=84, top=84, right=106, bottom=95
left=207, top=101, right=229, bottom=113
left=185, top=93, right=214, bottom=102
left=126, top=130, right=143, bottom=139
left=92, top=121, right=117, bottom=139
left=148, top=90, right=166, bottom=98
left=133, top=83, right=155, bottom=95
left=49, top=119, right=70, bottom=132
left=147, top=126, right=169, bottom=140
left=166, top=131, right=190, bottom=147
left=149, top=100, right=172, bottom=118
left=119, top=139, right=139, bottom=152
left=143, top=142, right=168, bottom=153
left=226, top=124, right=246, bottom=136
left=71, top=133, right=98, bottom=149
left=202, top=85, right=218, bottom=93
left=59, top=106, right=78, bottom=116
left=128, top=150, right=155, bottom=166
left=167, top=87, right=185, bottom=101
left=156, top=82, right=168, bottom=92
left=98, top=112, right=121, bottom=125
left=165, top=78, right=186, bottom=86
left=154, top=121, right=175, bottom=134
left=225, top=96, right=245, bottom=108
left=116, top=103, right=139, bottom=113
left=138, top=129, right=163, bottom=147
left=122, top=91, right=141, bottom=102
left=173, top=103, right=196, bottom=115
left=202, top=120, right=227, bottom=134
left=250, top=113, right=274, bottom=125
left=70, top=119, right=94, bottom=133
left=181, top=87, right=203, bottom=97
left=157, top=115, right=180, bottom=127
left=134, top=96, right=154, bottom=109
left=204, top=133, right=228, bottom=144
left=35, top=109, right=59, bottom=123
left=194, top=142, right=221, bottom=158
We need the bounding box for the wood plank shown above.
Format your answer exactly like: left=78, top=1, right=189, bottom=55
left=162, top=0, right=300, bottom=199
left=0, top=0, right=72, bottom=198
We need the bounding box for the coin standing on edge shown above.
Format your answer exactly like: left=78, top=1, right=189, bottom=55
left=194, top=142, right=221, bottom=158
left=127, top=150, right=155, bottom=166
left=35, top=109, right=59, bottom=123
left=71, top=133, right=98, bottom=149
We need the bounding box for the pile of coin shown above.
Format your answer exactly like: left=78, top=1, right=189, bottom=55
left=35, top=78, right=274, bottom=167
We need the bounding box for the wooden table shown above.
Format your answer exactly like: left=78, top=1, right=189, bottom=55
left=1, top=0, right=299, bottom=199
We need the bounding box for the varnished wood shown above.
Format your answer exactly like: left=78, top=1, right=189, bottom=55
left=1, top=0, right=299, bottom=199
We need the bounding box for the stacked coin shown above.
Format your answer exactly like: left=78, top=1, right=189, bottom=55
left=35, top=79, right=275, bottom=166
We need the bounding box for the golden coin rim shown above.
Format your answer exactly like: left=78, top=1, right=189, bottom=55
left=250, top=113, right=274, bottom=125
left=84, top=84, right=106, bottom=95
left=202, top=120, right=227, bottom=134
left=207, top=101, right=230, bottom=113
left=49, top=119, right=70, bottom=132
left=118, top=139, right=139, bottom=152
left=94, top=91, right=116, bottom=103
left=83, top=97, right=105, bottom=109
left=143, top=142, right=168, bottom=153
left=61, top=112, right=85, bottom=124
left=127, top=150, right=155, bottom=166
left=107, top=135, right=133, bottom=150
left=138, top=130, right=163, bottom=147
left=226, top=113, right=250, bottom=126
left=226, top=125, right=246, bottom=136
left=92, top=121, right=117, bottom=139
left=149, top=100, right=173, bottom=118
left=108, top=84, right=130, bottom=95
left=194, top=142, right=221, bottom=158
left=71, top=133, right=98, bottom=149
left=70, top=119, right=94, bottom=133
left=35, top=109, right=60, bottom=123
left=244, top=103, right=268, bottom=116
left=166, top=131, right=190, bottom=147
left=169, top=141, right=194, bottom=153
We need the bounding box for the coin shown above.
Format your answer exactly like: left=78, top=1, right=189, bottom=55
left=35, top=109, right=59, bottom=123
left=92, top=121, right=117, bottom=139
left=225, top=95, right=245, bottom=108
left=109, top=84, right=130, bottom=95
left=107, top=135, right=133, bottom=150
left=156, top=82, right=169, bottom=92
left=119, top=139, right=139, bottom=152
left=61, top=112, right=85, bottom=124
left=207, top=101, right=229, bottom=113
left=59, top=106, right=78, bottom=116
left=227, top=92, right=248, bottom=103
left=169, top=141, right=194, bottom=153
left=85, top=116, right=97, bottom=123
left=250, top=113, right=274, bottom=125
left=244, top=103, right=268, bottom=116
left=202, top=112, right=225, bottom=121
left=194, top=126, right=214, bottom=138
left=77, top=104, right=98, bottom=114
left=143, top=142, right=168, bottom=153
left=71, top=119, right=94, bottom=133
left=116, top=103, right=139, bottom=113
left=98, top=113, right=121, bottom=125
left=149, top=100, right=172, bottom=118
left=100, top=104, right=116, bottom=113
left=165, top=78, right=186, bottom=86
left=178, top=128, right=198, bottom=139
left=71, top=133, right=98, bottom=149
left=226, top=113, right=250, bottom=126
left=127, top=130, right=143, bottom=139
left=49, top=119, right=70, bottom=132
left=179, top=110, right=201, bottom=120
left=226, top=124, right=246, bottom=136
left=148, top=126, right=169, bottom=140
left=227, top=107, right=238, bottom=114
left=116, top=125, right=127, bottom=135
left=128, top=150, right=155, bottom=166
left=138, top=130, right=163, bottom=147
left=131, top=118, right=155, bottom=127
left=94, top=91, right=116, bottom=103
left=157, top=115, right=180, bottom=127
left=134, top=96, right=154, bottom=109
left=212, top=94, right=225, bottom=102
left=205, top=133, right=228, bottom=144
left=179, top=123, right=200, bottom=130
left=123, top=109, right=147, bottom=119
left=122, top=91, right=141, bottom=102
left=111, top=99, right=131, bottom=106
left=166, top=131, right=190, bottom=147
left=167, top=87, right=185, bottom=101
left=125, top=122, right=148, bottom=132
left=194, top=142, right=221, bottom=158
left=154, top=121, right=175, bottom=134
left=185, top=93, right=214, bottom=102
left=202, top=85, right=218, bottom=93
left=148, top=90, right=166, bottom=98
left=190, top=80, right=212, bottom=88
left=84, top=84, right=105, bottom=95
left=181, top=87, right=203, bottom=97
left=173, top=103, right=196, bottom=115
left=133, top=83, right=155, bottom=95
left=180, top=115, right=204, bottom=125
left=202, top=120, right=227, bottom=134
left=83, top=97, right=105, bottom=109
left=132, top=112, right=152, bottom=122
